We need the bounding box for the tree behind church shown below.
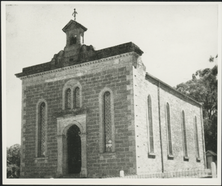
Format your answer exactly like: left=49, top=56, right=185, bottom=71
left=7, top=144, right=20, bottom=178
left=176, top=55, right=218, bottom=153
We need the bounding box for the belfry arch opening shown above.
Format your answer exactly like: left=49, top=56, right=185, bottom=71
left=67, top=125, right=81, bottom=174
left=70, top=36, right=77, bottom=45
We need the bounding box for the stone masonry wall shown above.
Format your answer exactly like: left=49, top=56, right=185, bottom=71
left=20, top=52, right=137, bottom=178
left=159, top=87, right=205, bottom=172
left=133, top=57, right=205, bottom=175
left=133, top=57, right=162, bottom=174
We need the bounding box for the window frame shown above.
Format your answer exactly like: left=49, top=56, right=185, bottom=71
left=35, top=99, right=48, bottom=159
left=181, top=110, right=189, bottom=161
left=166, top=102, right=173, bottom=159
left=147, top=95, right=155, bottom=158
left=73, top=86, right=80, bottom=109
left=62, top=80, right=82, bottom=110
left=99, top=88, right=115, bottom=153
left=65, top=88, right=72, bottom=110
left=194, top=116, right=201, bottom=162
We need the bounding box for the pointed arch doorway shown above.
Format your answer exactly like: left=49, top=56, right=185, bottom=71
left=67, top=125, right=81, bottom=174
left=56, top=114, right=87, bottom=177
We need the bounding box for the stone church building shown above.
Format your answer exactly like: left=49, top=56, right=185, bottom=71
left=16, top=18, right=206, bottom=178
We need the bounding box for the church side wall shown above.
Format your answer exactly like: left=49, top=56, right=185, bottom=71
left=133, top=59, right=162, bottom=175
left=20, top=53, right=137, bottom=178
left=134, top=58, right=205, bottom=175
left=159, top=87, right=205, bottom=172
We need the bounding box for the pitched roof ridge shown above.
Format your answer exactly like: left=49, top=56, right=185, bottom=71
left=206, top=150, right=217, bottom=156
left=62, top=20, right=87, bottom=32
left=145, top=72, right=202, bottom=106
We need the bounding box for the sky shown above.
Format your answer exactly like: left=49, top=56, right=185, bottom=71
left=3, top=2, right=220, bottom=147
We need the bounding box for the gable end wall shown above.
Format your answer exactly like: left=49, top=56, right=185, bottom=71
left=20, top=53, right=137, bottom=178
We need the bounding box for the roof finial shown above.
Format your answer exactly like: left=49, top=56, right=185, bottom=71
left=72, top=8, right=78, bottom=21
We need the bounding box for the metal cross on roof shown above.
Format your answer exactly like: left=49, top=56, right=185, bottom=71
left=72, top=8, right=78, bottom=21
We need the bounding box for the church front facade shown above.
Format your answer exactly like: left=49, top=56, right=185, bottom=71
left=16, top=18, right=206, bottom=178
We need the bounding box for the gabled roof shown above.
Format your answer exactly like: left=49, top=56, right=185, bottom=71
left=62, top=20, right=87, bottom=32
left=206, top=150, right=217, bottom=156
left=145, top=72, right=202, bottom=107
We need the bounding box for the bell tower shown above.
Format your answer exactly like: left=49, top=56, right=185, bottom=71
left=62, top=9, right=87, bottom=59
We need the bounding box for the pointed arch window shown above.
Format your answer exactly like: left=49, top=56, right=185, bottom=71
left=99, top=88, right=115, bottom=154
left=65, top=88, right=71, bottom=109
left=38, top=102, right=46, bottom=157
left=63, top=80, right=82, bottom=111
left=74, top=87, right=80, bottom=109
left=166, top=103, right=173, bottom=158
left=182, top=110, right=188, bottom=160
left=194, top=116, right=200, bottom=161
left=147, top=95, right=154, bottom=155
left=103, top=91, right=112, bottom=152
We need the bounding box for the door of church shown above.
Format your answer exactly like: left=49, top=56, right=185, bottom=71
left=67, top=125, right=81, bottom=174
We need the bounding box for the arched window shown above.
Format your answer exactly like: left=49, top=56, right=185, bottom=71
left=73, top=87, right=80, bottom=109
left=38, top=102, right=46, bottom=157
left=70, top=36, right=77, bottom=45
left=182, top=110, right=188, bottom=159
left=65, top=88, right=71, bottom=109
left=194, top=116, right=200, bottom=160
left=166, top=103, right=173, bottom=157
left=147, top=95, right=154, bottom=154
left=99, top=88, right=115, bottom=154
left=103, top=91, right=112, bottom=152
left=63, top=80, right=82, bottom=110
